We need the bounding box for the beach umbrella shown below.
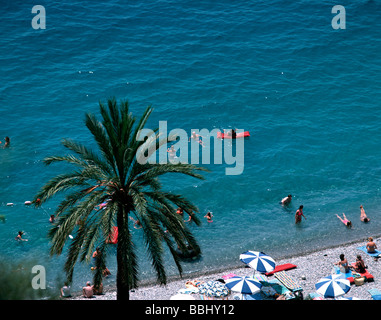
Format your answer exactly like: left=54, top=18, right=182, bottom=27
left=197, top=280, right=229, bottom=299
left=170, top=293, right=196, bottom=300
left=240, top=251, right=276, bottom=274
left=224, top=276, right=262, bottom=295
left=315, top=274, right=351, bottom=298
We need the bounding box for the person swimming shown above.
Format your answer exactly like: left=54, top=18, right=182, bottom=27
left=1, top=136, right=10, bottom=148
left=189, top=131, right=204, bottom=146
left=360, top=205, right=370, bottom=222
left=15, top=231, right=28, bottom=241
left=167, top=145, right=177, bottom=158
left=204, top=211, right=213, bottom=222
left=336, top=213, right=352, bottom=228
left=281, top=194, right=292, bottom=206
left=176, top=207, right=184, bottom=217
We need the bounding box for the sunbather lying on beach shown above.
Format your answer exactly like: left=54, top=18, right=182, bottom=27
left=336, top=213, right=352, bottom=228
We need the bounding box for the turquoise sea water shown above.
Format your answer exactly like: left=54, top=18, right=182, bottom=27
left=1, top=0, right=381, bottom=294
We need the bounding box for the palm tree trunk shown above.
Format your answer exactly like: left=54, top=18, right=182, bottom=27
left=116, top=205, right=130, bottom=300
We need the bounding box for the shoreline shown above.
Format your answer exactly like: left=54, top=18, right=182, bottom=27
left=69, top=235, right=381, bottom=300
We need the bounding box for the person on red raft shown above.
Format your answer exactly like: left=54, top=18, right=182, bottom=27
left=225, top=129, right=237, bottom=139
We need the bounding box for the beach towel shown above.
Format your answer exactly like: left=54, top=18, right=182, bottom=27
left=254, top=273, right=268, bottom=283
left=263, top=279, right=290, bottom=295
left=357, top=245, right=381, bottom=257
left=347, top=263, right=374, bottom=283
left=309, top=292, right=324, bottom=300
left=261, top=285, right=278, bottom=297
left=368, top=288, right=381, bottom=300
left=242, top=292, right=263, bottom=300
left=333, top=265, right=354, bottom=284
left=222, top=273, right=236, bottom=280
left=274, top=271, right=303, bottom=292
left=178, top=287, right=198, bottom=294
left=265, top=263, right=297, bottom=276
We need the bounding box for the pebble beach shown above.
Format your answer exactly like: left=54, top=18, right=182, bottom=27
left=70, top=236, right=381, bottom=301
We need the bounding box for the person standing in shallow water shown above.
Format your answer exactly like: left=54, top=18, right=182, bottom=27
left=295, top=205, right=306, bottom=224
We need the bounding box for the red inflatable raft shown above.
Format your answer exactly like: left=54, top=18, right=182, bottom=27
left=217, top=131, right=250, bottom=139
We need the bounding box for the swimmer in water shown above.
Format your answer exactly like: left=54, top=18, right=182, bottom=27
left=360, top=205, right=370, bottom=222
left=204, top=211, right=213, bottom=222
left=189, top=131, right=204, bottom=147
left=15, top=231, right=28, bottom=241
left=176, top=207, right=184, bottom=217
left=167, top=145, right=176, bottom=158
left=336, top=213, right=352, bottom=228
left=1, top=136, right=10, bottom=148
left=281, top=194, right=292, bottom=206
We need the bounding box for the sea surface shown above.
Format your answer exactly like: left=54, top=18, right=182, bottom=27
left=1, top=0, right=381, bottom=295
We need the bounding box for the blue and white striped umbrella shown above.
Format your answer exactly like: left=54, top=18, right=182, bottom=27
left=224, top=276, right=262, bottom=295
left=240, top=251, right=276, bottom=273
left=315, top=274, right=351, bottom=298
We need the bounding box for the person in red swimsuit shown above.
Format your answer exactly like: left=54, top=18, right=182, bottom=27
left=295, top=205, right=306, bottom=224
left=336, top=213, right=352, bottom=228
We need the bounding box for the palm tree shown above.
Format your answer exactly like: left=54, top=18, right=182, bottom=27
left=34, top=98, right=207, bottom=300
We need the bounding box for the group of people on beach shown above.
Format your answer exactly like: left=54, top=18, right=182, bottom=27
left=335, top=253, right=367, bottom=274
left=334, top=235, right=378, bottom=279
left=62, top=247, right=111, bottom=298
